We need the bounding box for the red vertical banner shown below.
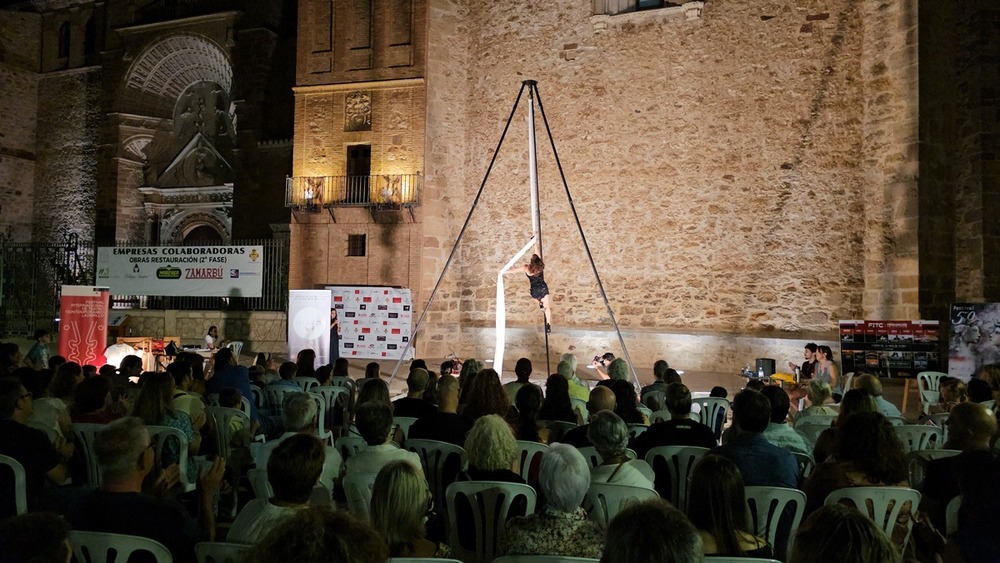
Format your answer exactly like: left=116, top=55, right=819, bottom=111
left=59, top=286, right=110, bottom=367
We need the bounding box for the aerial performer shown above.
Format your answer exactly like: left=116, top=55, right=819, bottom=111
left=507, top=242, right=552, bottom=333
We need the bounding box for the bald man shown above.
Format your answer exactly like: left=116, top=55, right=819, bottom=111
left=921, top=402, right=998, bottom=530
left=558, top=386, right=616, bottom=448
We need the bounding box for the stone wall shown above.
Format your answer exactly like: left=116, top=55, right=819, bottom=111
left=119, top=309, right=289, bottom=357
left=0, top=12, right=40, bottom=241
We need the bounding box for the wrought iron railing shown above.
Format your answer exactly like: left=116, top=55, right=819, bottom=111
left=285, top=174, right=421, bottom=209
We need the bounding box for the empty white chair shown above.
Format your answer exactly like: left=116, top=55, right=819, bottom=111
left=894, top=424, right=943, bottom=453
left=146, top=425, right=196, bottom=492
left=406, top=439, right=468, bottom=527
left=744, top=486, right=806, bottom=558
left=71, top=423, right=105, bottom=488
left=69, top=530, right=172, bottom=563
left=204, top=406, right=250, bottom=462
left=516, top=440, right=549, bottom=483
left=906, top=449, right=961, bottom=491
left=296, top=377, right=320, bottom=392
left=644, top=446, right=711, bottom=510
left=583, top=481, right=659, bottom=528
left=0, top=454, right=27, bottom=516
left=226, top=341, right=244, bottom=361
left=196, top=541, right=253, bottom=563
left=824, top=486, right=921, bottom=549
left=917, top=371, right=946, bottom=414
left=343, top=471, right=378, bottom=521
left=445, top=480, right=537, bottom=563
left=693, top=397, right=730, bottom=439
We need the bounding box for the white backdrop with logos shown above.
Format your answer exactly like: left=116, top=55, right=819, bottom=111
left=327, top=286, right=415, bottom=361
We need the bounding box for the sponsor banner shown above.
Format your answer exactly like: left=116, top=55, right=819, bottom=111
left=288, top=290, right=333, bottom=366
left=59, top=286, right=110, bottom=367
left=949, top=303, right=1000, bottom=380
left=838, top=320, right=941, bottom=378
left=96, top=246, right=264, bottom=297
left=327, top=286, right=414, bottom=360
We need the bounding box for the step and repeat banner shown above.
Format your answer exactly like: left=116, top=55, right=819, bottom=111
left=96, top=246, right=264, bottom=297
left=839, top=320, right=941, bottom=378
left=288, top=287, right=414, bottom=363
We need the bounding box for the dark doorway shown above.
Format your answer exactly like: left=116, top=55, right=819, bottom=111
left=184, top=225, right=224, bottom=245
left=346, top=144, right=371, bottom=203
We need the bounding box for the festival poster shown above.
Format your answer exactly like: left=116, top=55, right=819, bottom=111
left=948, top=303, right=1000, bottom=380
left=327, top=286, right=414, bottom=360
left=288, top=290, right=333, bottom=366
left=58, top=286, right=110, bottom=367
left=839, top=320, right=940, bottom=377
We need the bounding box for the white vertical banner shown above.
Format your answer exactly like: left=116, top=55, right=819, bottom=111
left=288, top=290, right=333, bottom=366
left=327, top=286, right=415, bottom=360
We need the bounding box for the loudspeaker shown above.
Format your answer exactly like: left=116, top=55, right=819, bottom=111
left=755, top=358, right=776, bottom=377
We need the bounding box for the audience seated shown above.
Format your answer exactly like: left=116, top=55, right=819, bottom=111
left=344, top=401, right=420, bottom=478
left=537, top=374, right=578, bottom=425
left=802, top=411, right=911, bottom=549
left=921, top=402, right=997, bottom=531
left=295, top=349, right=316, bottom=382
left=855, top=374, right=902, bottom=418
left=71, top=376, right=122, bottom=424
left=759, top=384, right=811, bottom=456
left=456, top=359, right=482, bottom=405
left=167, top=361, right=206, bottom=425
left=254, top=391, right=340, bottom=498
left=606, top=358, right=630, bottom=382
left=966, top=377, right=993, bottom=406
left=633, top=382, right=716, bottom=459
left=557, top=354, right=590, bottom=403
left=602, top=498, right=703, bottom=563
left=29, top=362, right=81, bottom=444
left=460, top=368, right=514, bottom=424
left=501, top=443, right=603, bottom=558
left=268, top=361, right=300, bottom=390
left=370, top=459, right=451, bottom=558
left=796, top=379, right=838, bottom=420
left=0, top=511, right=72, bottom=563
left=131, top=373, right=204, bottom=482
left=0, top=377, right=69, bottom=518
left=559, top=385, right=615, bottom=447
left=408, top=375, right=470, bottom=447
left=514, top=383, right=549, bottom=443
left=599, top=378, right=647, bottom=425
left=812, top=389, right=877, bottom=463
left=206, top=348, right=258, bottom=423
left=391, top=367, right=436, bottom=419
left=928, top=378, right=967, bottom=414
left=460, top=414, right=524, bottom=483
left=790, top=503, right=901, bottom=563
left=503, top=358, right=533, bottom=404
left=62, top=417, right=224, bottom=563
left=639, top=359, right=671, bottom=407
left=588, top=410, right=655, bottom=489
left=229, top=434, right=323, bottom=543
left=247, top=506, right=388, bottom=563
left=688, top=454, right=773, bottom=558
left=713, top=389, right=798, bottom=488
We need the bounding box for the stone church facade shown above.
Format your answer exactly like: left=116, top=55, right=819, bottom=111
left=1, top=0, right=997, bottom=371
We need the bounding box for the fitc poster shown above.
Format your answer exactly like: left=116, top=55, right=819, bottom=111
left=838, top=320, right=940, bottom=378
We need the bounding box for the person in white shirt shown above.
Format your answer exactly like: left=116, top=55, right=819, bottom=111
left=587, top=410, right=655, bottom=489
left=204, top=326, right=218, bottom=349
left=344, top=401, right=421, bottom=478
left=229, top=434, right=323, bottom=543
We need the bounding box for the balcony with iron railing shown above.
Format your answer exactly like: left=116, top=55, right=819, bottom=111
left=285, top=174, right=422, bottom=215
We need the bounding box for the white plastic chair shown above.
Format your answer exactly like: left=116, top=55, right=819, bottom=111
left=393, top=416, right=419, bottom=442
left=792, top=452, right=816, bottom=479
left=917, top=371, right=946, bottom=414
left=247, top=467, right=272, bottom=499
left=406, top=439, right=468, bottom=526
left=445, top=480, right=537, bottom=563
left=644, top=445, right=711, bottom=510
left=343, top=471, right=378, bottom=521
left=794, top=425, right=828, bottom=450
left=945, top=495, right=961, bottom=536
left=570, top=397, right=589, bottom=422
left=650, top=409, right=672, bottom=423
left=693, top=397, right=730, bottom=439
left=926, top=412, right=950, bottom=442
left=265, top=386, right=295, bottom=413
left=330, top=376, right=357, bottom=410
left=313, top=385, right=351, bottom=433
left=906, top=449, right=960, bottom=490
left=577, top=446, right=638, bottom=469
left=205, top=406, right=250, bottom=462
left=0, top=454, right=27, bottom=516
left=71, top=423, right=105, bottom=488
left=793, top=414, right=837, bottom=429
left=296, top=377, right=320, bottom=392
left=494, top=557, right=601, bottom=563
left=637, top=404, right=653, bottom=420
left=250, top=386, right=264, bottom=408
left=308, top=392, right=333, bottom=444
left=335, top=435, right=367, bottom=460
left=582, top=481, right=659, bottom=527
left=824, top=486, right=922, bottom=549
left=538, top=420, right=577, bottom=440
left=627, top=423, right=649, bottom=439
left=744, top=486, right=806, bottom=557
left=196, top=541, right=253, bottom=563
left=69, top=530, right=172, bottom=563
left=147, top=425, right=196, bottom=493
left=642, top=390, right=666, bottom=411
left=516, top=440, right=549, bottom=483
left=894, top=424, right=943, bottom=453
left=980, top=399, right=996, bottom=411
left=226, top=340, right=243, bottom=360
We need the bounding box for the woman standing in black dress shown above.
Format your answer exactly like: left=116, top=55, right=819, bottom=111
left=329, top=308, right=341, bottom=364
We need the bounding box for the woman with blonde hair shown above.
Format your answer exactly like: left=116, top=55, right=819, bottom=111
left=370, top=460, right=451, bottom=558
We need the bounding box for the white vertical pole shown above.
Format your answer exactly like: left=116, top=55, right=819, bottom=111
left=527, top=90, right=540, bottom=247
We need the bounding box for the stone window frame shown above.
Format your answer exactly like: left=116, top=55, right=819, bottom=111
left=347, top=234, right=367, bottom=257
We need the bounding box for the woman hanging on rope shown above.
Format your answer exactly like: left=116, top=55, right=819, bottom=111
left=508, top=248, right=552, bottom=333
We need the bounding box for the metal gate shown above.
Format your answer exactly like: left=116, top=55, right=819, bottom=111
left=0, top=232, right=93, bottom=337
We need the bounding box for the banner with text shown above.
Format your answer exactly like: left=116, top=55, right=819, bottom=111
left=839, top=320, right=941, bottom=378
left=949, top=303, right=1000, bottom=380
left=59, top=286, right=110, bottom=367
left=96, top=246, right=264, bottom=297
left=288, top=290, right=333, bottom=366
left=327, top=286, right=414, bottom=360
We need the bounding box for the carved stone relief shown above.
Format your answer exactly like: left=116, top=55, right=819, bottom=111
left=345, top=91, right=372, bottom=132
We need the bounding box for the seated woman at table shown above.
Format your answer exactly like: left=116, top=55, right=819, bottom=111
left=688, top=455, right=773, bottom=558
